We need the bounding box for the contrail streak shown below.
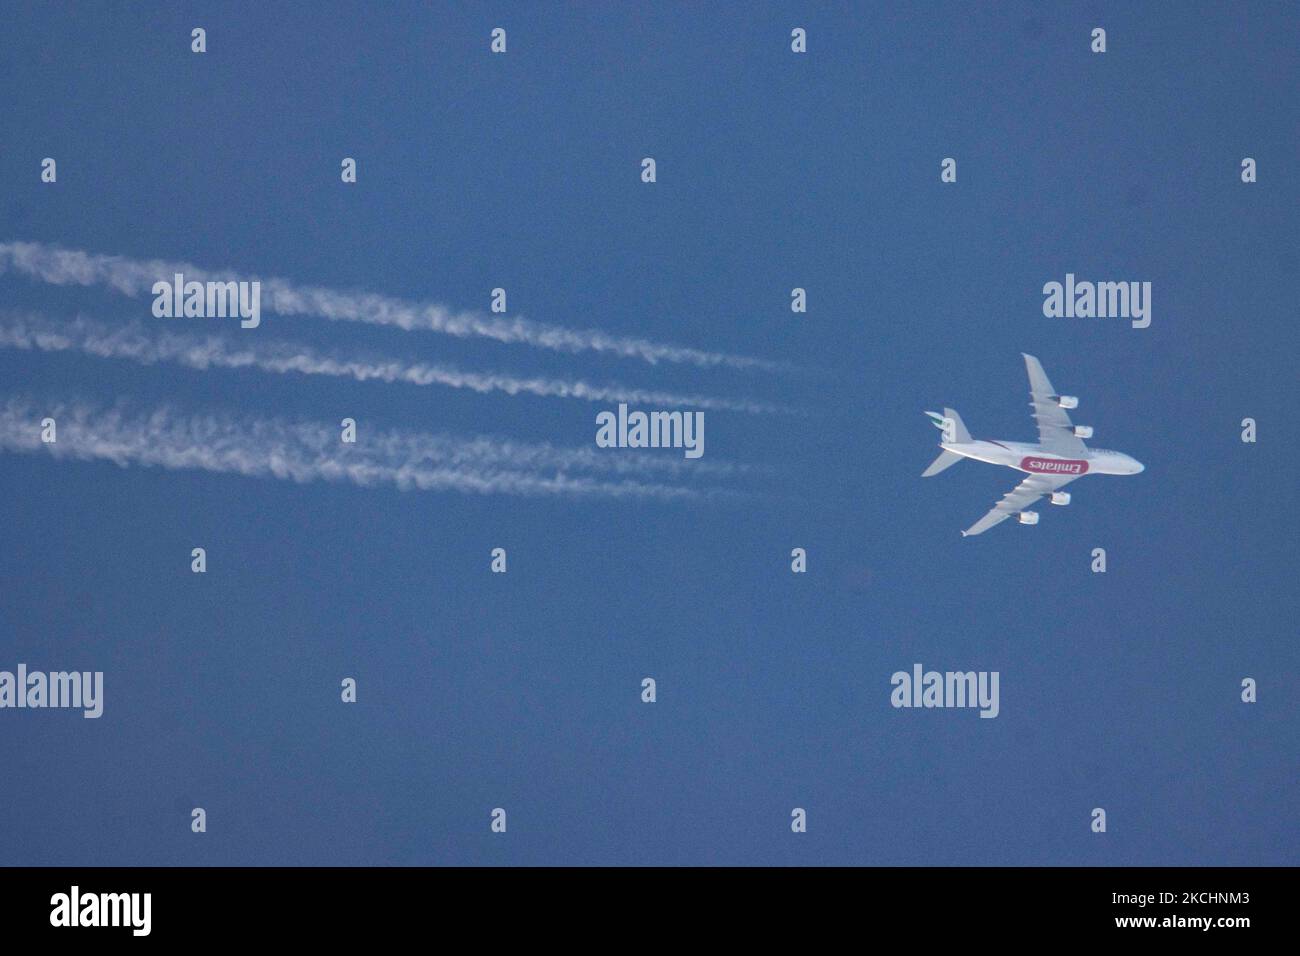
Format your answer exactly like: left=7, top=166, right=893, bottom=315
left=0, top=240, right=783, bottom=372
left=0, top=398, right=737, bottom=500
left=0, top=312, right=787, bottom=415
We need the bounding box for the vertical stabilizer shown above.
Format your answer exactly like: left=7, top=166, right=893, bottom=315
left=924, top=408, right=972, bottom=444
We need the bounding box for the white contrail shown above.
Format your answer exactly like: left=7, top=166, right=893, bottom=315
left=0, top=240, right=783, bottom=372
left=0, top=312, right=786, bottom=415
left=0, top=397, right=736, bottom=500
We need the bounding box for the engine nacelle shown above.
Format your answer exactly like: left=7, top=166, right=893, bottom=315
left=1072, top=425, right=1093, bottom=438
left=1056, top=395, right=1079, bottom=409
left=1050, top=492, right=1071, bottom=506
left=1018, top=511, right=1040, bottom=525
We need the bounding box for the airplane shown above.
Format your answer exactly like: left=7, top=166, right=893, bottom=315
left=922, top=353, right=1143, bottom=537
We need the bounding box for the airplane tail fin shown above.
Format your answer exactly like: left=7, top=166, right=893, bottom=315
left=923, top=408, right=971, bottom=443
left=921, top=408, right=970, bottom=477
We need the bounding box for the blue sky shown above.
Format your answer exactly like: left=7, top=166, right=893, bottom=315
left=0, top=2, right=1295, bottom=865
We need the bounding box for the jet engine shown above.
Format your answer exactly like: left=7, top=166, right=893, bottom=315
left=1018, top=511, right=1040, bottom=525
left=1056, top=395, right=1079, bottom=409
left=1050, top=492, right=1071, bottom=505
left=1072, top=425, right=1093, bottom=438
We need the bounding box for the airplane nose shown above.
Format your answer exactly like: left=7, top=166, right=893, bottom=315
left=1132, top=459, right=1145, bottom=474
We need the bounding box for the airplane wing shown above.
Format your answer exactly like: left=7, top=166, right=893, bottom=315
left=961, top=473, right=1080, bottom=537
left=1023, top=353, right=1088, bottom=457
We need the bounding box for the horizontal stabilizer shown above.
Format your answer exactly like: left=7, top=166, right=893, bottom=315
left=921, top=448, right=963, bottom=477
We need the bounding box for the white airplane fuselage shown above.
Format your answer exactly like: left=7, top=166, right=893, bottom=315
left=942, top=439, right=1144, bottom=477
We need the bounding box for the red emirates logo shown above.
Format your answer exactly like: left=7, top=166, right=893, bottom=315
left=1020, top=457, right=1088, bottom=475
